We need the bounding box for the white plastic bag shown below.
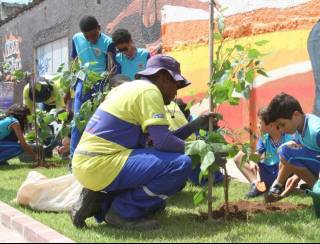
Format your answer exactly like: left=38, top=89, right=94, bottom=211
left=16, top=171, right=83, bottom=212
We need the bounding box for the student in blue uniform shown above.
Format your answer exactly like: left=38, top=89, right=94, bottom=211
left=112, top=29, right=150, bottom=80
left=0, top=104, right=38, bottom=165
left=266, top=93, right=320, bottom=201
left=68, top=16, right=117, bottom=159
left=234, top=108, right=293, bottom=198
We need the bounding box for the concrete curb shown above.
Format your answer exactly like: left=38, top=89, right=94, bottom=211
left=0, top=201, right=75, bottom=243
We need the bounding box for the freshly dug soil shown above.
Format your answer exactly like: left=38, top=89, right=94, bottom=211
left=199, top=200, right=308, bottom=222
left=31, top=162, right=59, bottom=169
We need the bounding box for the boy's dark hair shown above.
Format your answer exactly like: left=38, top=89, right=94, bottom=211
left=112, top=29, right=132, bottom=45
left=176, top=98, right=190, bottom=120
left=267, top=92, right=304, bottom=122
left=79, top=16, right=99, bottom=32
left=109, top=74, right=131, bottom=88
left=3, top=104, right=30, bottom=131
left=28, top=81, right=53, bottom=103
left=258, top=107, right=270, bottom=125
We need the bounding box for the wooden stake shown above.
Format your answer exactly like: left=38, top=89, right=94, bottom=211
left=207, top=0, right=215, bottom=221
left=32, top=49, right=43, bottom=166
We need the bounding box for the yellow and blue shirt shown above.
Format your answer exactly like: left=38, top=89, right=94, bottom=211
left=116, top=48, right=150, bottom=80
left=23, top=80, right=65, bottom=111
left=72, top=80, right=169, bottom=191
left=165, top=102, right=196, bottom=142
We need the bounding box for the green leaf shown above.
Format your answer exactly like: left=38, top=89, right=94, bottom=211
left=199, top=129, right=207, bottom=138
left=43, top=114, right=55, bottom=125
left=212, top=83, right=229, bottom=104
left=207, top=131, right=227, bottom=144
left=257, top=69, right=269, bottom=77
left=214, top=32, right=222, bottom=41
left=27, top=115, right=34, bottom=124
left=200, top=151, right=215, bottom=173
left=249, top=154, right=260, bottom=163
left=210, top=143, right=232, bottom=153
left=185, top=140, right=208, bottom=157
left=222, top=60, right=232, bottom=70
left=58, top=112, right=69, bottom=122
left=245, top=69, right=255, bottom=84
left=228, top=145, right=240, bottom=158
left=25, top=131, right=36, bottom=142
left=12, top=70, right=25, bottom=80
left=193, top=190, right=206, bottom=206
left=61, top=124, right=71, bottom=138
left=228, top=97, right=240, bottom=105
left=190, top=154, right=202, bottom=169
left=57, top=63, right=65, bottom=73
left=248, top=49, right=261, bottom=59
left=235, top=81, right=245, bottom=93
left=242, top=143, right=251, bottom=155
left=235, top=44, right=244, bottom=52
left=52, top=75, right=61, bottom=81
left=255, top=40, right=269, bottom=46
left=87, top=71, right=103, bottom=83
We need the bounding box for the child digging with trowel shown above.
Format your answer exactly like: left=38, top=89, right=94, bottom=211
left=265, top=93, right=320, bottom=203
left=234, top=107, right=293, bottom=198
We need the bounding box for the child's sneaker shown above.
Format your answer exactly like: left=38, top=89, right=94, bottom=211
left=269, top=184, right=283, bottom=195
left=265, top=184, right=283, bottom=203
left=246, top=183, right=264, bottom=198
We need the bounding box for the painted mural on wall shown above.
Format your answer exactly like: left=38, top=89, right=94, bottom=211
left=0, top=82, right=14, bottom=112
left=108, top=0, right=319, bottom=134
left=105, top=0, right=209, bottom=54
left=3, top=33, right=22, bottom=71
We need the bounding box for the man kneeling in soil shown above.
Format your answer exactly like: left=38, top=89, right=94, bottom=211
left=70, top=55, right=216, bottom=231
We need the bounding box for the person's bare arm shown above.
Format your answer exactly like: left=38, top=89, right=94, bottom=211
left=11, top=123, right=37, bottom=161
left=106, top=0, right=140, bottom=33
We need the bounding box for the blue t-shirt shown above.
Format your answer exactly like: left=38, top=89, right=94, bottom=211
left=72, top=33, right=116, bottom=74
left=116, top=48, right=150, bottom=80
left=0, top=116, right=18, bottom=141
left=296, top=114, right=320, bottom=152
left=256, top=133, right=294, bottom=166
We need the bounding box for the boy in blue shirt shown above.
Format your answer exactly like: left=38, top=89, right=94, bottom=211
left=234, top=108, right=293, bottom=198
left=266, top=93, right=320, bottom=202
left=112, top=29, right=150, bottom=80
left=68, top=16, right=117, bottom=159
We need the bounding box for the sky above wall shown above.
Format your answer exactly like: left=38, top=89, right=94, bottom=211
left=0, top=0, right=32, bottom=4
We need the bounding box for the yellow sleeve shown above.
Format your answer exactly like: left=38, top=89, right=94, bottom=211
left=23, top=85, right=33, bottom=111
left=52, top=82, right=65, bottom=109
left=138, top=89, right=169, bottom=133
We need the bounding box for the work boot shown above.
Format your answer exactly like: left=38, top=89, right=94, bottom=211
left=70, top=188, right=106, bottom=228
left=246, top=183, right=264, bottom=198
left=105, top=208, right=160, bottom=231
left=0, top=161, right=9, bottom=166
left=264, top=184, right=283, bottom=203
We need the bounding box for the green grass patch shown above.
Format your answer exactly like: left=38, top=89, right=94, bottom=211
left=1, top=158, right=319, bottom=243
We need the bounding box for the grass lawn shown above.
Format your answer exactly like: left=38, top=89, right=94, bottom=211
left=1, top=158, right=320, bottom=243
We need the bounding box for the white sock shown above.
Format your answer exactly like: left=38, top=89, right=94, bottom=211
left=272, top=180, right=283, bottom=188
